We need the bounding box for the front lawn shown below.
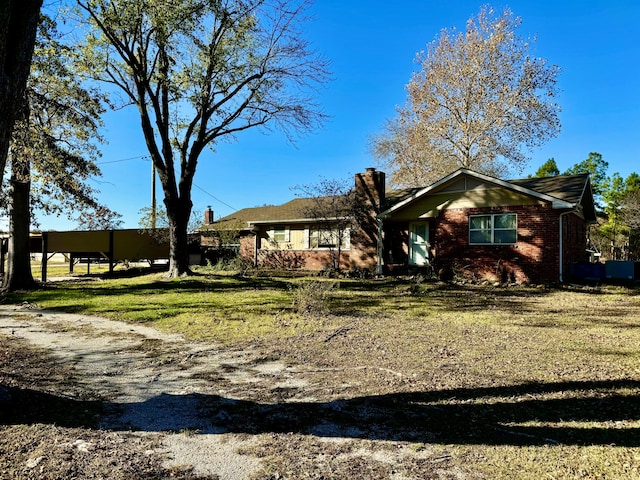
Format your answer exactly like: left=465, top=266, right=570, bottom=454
left=5, top=269, right=640, bottom=479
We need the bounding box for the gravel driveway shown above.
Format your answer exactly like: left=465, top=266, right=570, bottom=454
left=0, top=302, right=474, bottom=480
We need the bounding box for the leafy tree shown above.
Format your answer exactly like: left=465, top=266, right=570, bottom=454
left=563, top=152, right=640, bottom=260
left=372, top=5, right=560, bottom=187
left=76, top=207, right=123, bottom=230
left=0, top=0, right=42, bottom=189
left=77, top=0, right=329, bottom=277
left=2, top=14, right=109, bottom=291
left=563, top=152, right=609, bottom=198
left=598, top=172, right=626, bottom=258
left=624, top=172, right=640, bottom=193
left=533, top=158, right=560, bottom=177
left=293, top=178, right=363, bottom=271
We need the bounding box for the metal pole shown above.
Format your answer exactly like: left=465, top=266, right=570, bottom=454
left=151, top=163, right=157, bottom=230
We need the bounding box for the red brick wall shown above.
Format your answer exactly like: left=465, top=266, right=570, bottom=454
left=239, top=234, right=255, bottom=260
left=256, top=249, right=350, bottom=270
left=432, top=204, right=587, bottom=284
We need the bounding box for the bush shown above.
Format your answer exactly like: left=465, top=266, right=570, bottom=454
left=292, top=280, right=338, bottom=315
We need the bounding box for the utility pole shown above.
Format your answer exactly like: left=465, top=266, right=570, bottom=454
left=151, top=162, right=156, bottom=229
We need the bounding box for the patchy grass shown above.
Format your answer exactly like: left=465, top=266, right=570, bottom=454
left=5, top=271, right=640, bottom=478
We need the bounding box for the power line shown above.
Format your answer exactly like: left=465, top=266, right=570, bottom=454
left=193, top=183, right=236, bottom=211
left=98, top=155, right=149, bottom=165
left=94, top=154, right=237, bottom=212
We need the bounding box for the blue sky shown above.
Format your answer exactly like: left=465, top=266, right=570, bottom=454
left=39, top=0, right=640, bottom=230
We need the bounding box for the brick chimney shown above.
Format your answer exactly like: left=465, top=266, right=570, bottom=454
left=354, top=167, right=385, bottom=213
left=204, top=206, right=214, bottom=225
left=351, top=168, right=385, bottom=272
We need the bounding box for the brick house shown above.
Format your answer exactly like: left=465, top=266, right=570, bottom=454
left=207, top=167, right=597, bottom=283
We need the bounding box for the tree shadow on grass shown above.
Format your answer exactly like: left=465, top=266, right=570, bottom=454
left=5, top=379, right=638, bottom=447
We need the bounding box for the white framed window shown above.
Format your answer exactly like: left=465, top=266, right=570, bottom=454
left=271, top=226, right=289, bottom=243
left=309, top=227, right=350, bottom=249
left=469, top=213, right=517, bottom=245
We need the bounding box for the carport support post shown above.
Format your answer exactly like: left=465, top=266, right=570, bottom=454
left=41, top=232, right=48, bottom=283
left=109, top=230, right=114, bottom=274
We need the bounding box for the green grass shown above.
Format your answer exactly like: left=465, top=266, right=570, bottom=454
left=5, top=268, right=640, bottom=479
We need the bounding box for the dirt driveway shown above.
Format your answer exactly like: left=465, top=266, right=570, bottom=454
left=0, top=302, right=471, bottom=480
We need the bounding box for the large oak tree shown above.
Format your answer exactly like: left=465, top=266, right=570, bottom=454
left=0, top=0, right=43, bottom=189
left=77, top=0, right=329, bottom=277
left=372, top=5, right=561, bottom=187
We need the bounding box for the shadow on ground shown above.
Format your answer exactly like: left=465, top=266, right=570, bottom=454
left=3, top=379, right=639, bottom=447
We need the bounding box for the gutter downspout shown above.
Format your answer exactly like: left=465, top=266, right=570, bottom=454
left=558, top=211, right=572, bottom=283
left=249, top=224, right=258, bottom=267
left=377, top=217, right=384, bottom=276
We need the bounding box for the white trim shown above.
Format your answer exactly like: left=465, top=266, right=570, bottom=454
left=469, top=213, right=518, bottom=245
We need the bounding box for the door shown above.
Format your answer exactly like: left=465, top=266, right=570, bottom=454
left=409, top=222, right=429, bottom=266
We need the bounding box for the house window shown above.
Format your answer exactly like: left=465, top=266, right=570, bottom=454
left=271, top=226, right=289, bottom=243
left=469, top=214, right=517, bottom=245
left=310, top=227, right=350, bottom=249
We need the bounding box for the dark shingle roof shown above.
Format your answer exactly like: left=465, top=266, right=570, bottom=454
left=508, top=174, right=590, bottom=205
left=213, top=171, right=595, bottom=228
left=214, top=196, right=348, bottom=229
left=509, top=173, right=596, bottom=221
left=383, top=187, right=423, bottom=210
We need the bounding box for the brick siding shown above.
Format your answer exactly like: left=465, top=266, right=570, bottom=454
left=432, top=204, right=586, bottom=284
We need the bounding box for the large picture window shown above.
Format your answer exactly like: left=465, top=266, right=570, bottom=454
left=469, top=214, right=517, bottom=245
left=309, top=227, right=350, bottom=249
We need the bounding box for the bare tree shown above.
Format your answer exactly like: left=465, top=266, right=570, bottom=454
left=293, top=178, right=363, bottom=271
left=77, top=0, right=329, bottom=277
left=372, top=5, right=561, bottom=187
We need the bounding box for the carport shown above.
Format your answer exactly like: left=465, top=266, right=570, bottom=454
left=36, top=229, right=170, bottom=281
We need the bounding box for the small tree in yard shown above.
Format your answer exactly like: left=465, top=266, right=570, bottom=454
left=77, top=0, right=329, bottom=277
left=372, top=5, right=560, bottom=187
left=293, top=178, right=363, bottom=272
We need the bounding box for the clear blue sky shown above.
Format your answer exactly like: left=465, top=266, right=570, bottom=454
left=38, top=0, right=640, bottom=230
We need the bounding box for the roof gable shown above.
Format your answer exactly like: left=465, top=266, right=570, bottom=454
left=380, top=168, right=595, bottom=220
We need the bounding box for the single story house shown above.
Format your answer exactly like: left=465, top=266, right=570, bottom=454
left=206, top=167, right=597, bottom=283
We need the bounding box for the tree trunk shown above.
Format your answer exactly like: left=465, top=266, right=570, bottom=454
left=0, top=0, right=42, bottom=189
left=166, top=197, right=193, bottom=278
left=3, top=177, right=36, bottom=290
